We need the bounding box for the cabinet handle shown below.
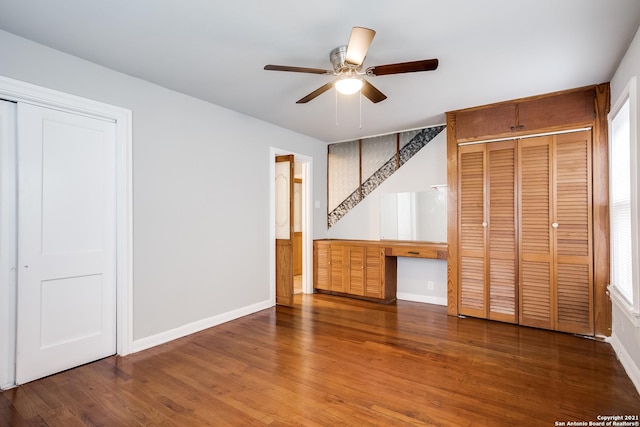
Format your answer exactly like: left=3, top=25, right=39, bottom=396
left=518, top=125, right=524, bottom=130
left=551, top=222, right=559, bottom=228
left=510, top=126, right=516, bottom=131
left=482, top=222, right=488, bottom=227
left=408, top=251, right=420, bottom=255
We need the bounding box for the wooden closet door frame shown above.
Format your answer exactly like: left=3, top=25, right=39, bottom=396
left=447, top=84, right=611, bottom=337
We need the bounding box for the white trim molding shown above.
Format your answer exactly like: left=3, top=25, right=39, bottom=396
left=132, top=299, right=273, bottom=353
left=609, top=76, right=640, bottom=317
left=609, top=285, right=640, bottom=328
left=397, top=293, right=447, bottom=306
left=0, top=75, right=134, bottom=382
left=608, top=332, right=640, bottom=395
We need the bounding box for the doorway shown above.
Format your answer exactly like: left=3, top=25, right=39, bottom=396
left=270, top=148, right=313, bottom=305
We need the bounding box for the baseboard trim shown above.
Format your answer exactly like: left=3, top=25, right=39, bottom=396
left=132, top=299, right=273, bottom=353
left=608, top=333, right=640, bottom=396
left=1, top=381, right=16, bottom=391
left=397, top=293, right=447, bottom=306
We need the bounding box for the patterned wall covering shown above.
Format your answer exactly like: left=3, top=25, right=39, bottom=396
left=328, top=125, right=445, bottom=228
left=328, top=140, right=360, bottom=212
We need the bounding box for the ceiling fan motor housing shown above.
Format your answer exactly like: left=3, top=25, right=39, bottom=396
left=330, top=46, right=360, bottom=73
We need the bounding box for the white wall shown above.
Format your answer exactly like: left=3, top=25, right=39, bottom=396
left=327, top=130, right=448, bottom=305
left=609, top=25, right=640, bottom=394
left=0, top=29, right=328, bottom=346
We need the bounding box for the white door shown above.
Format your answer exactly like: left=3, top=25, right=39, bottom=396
left=16, top=103, right=117, bottom=384
left=0, top=100, right=17, bottom=389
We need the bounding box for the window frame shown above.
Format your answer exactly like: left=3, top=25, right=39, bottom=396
left=608, top=76, right=640, bottom=324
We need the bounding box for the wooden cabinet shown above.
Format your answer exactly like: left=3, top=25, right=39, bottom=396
left=517, top=89, right=595, bottom=131
left=455, top=87, right=596, bottom=142
left=313, top=240, right=407, bottom=303
left=314, top=240, right=447, bottom=303
left=455, top=104, right=517, bottom=141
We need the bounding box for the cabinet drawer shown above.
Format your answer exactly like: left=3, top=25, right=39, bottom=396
left=388, top=246, right=447, bottom=259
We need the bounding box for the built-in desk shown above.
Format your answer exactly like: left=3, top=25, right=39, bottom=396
left=313, top=239, right=448, bottom=303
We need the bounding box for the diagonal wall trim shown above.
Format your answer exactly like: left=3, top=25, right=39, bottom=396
left=328, top=125, right=445, bottom=228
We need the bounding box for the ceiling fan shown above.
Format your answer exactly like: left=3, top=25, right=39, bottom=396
left=264, top=27, right=439, bottom=104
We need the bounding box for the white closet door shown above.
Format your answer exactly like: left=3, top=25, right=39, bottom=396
left=16, top=103, right=116, bottom=384
left=0, top=100, right=17, bottom=389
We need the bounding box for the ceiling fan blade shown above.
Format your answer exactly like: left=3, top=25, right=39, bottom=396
left=264, top=64, right=333, bottom=75
left=296, top=81, right=335, bottom=104
left=366, top=59, right=439, bottom=76
left=345, top=27, right=376, bottom=66
left=361, top=79, right=387, bottom=103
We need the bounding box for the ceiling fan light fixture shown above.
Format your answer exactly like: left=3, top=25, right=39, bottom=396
left=335, top=76, right=363, bottom=95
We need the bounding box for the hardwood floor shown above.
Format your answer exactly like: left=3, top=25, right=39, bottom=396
left=1, top=294, right=638, bottom=426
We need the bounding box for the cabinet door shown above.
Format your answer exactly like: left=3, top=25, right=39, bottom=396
left=519, top=136, right=554, bottom=330
left=554, top=131, right=593, bottom=335
left=458, top=144, right=487, bottom=317
left=487, top=141, right=517, bottom=323
left=455, top=104, right=517, bottom=141
left=330, top=244, right=347, bottom=293
left=364, top=246, right=383, bottom=299
left=348, top=245, right=365, bottom=296
left=313, top=242, right=331, bottom=291
left=517, top=89, right=595, bottom=132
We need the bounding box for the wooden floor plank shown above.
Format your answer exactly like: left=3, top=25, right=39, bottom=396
left=1, top=294, right=638, bottom=426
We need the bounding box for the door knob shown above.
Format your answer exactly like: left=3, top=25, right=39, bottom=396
left=551, top=223, right=559, bottom=228
left=482, top=222, right=488, bottom=227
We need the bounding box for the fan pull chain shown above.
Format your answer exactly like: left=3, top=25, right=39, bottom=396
left=359, top=91, right=362, bottom=129
left=335, top=89, right=339, bottom=127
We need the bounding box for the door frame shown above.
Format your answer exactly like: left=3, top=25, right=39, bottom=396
left=0, top=75, right=133, bottom=389
left=269, top=147, right=313, bottom=303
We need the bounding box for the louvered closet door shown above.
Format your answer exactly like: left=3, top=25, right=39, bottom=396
left=487, top=141, right=517, bottom=323
left=458, top=142, right=517, bottom=321
left=519, top=136, right=554, bottom=330
left=519, top=131, right=594, bottom=334
left=458, top=144, right=487, bottom=317
left=554, top=131, right=593, bottom=335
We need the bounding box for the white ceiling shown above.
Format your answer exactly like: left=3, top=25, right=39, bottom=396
left=1, top=0, right=639, bottom=143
